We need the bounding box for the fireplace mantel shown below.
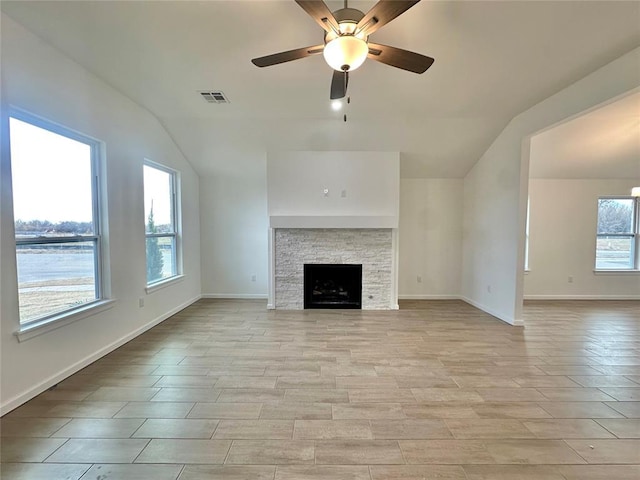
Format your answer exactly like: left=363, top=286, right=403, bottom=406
left=269, top=215, right=398, bottom=229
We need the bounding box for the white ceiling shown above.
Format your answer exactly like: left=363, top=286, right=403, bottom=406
left=530, top=90, right=640, bottom=179
left=2, top=1, right=639, bottom=178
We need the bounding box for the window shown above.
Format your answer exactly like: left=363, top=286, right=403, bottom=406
left=595, top=197, right=639, bottom=270
left=144, top=162, right=180, bottom=285
left=9, top=114, right=103, bottom=326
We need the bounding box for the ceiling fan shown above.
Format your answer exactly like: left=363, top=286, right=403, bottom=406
left=251, top=0, right=434, bottom=100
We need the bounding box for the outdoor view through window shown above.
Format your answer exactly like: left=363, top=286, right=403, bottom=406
left=10, top=116, right=100, bottom=324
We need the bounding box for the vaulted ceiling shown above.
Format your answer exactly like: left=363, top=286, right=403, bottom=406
left=2, top=1, right=639, bottom=178
left=530, top=90, right=640, bottom=179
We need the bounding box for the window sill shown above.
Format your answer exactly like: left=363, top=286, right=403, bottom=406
left=594, top=269, right=640, bottom=275
left=15, top=299, right=116, bottom=342
left=146, top=274, right=185, bottom=294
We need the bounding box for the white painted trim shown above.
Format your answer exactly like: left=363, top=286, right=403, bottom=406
left=201, top=294, right=268, bottom=300
left=593, top=270, right=640, bottom=275
left=16, top=299, right=116, bottom=342
left=269, top=215, right=398, bottom=229
left=398, top=294, right=461, bottom=300
left=524, top=294, right=640, bottom=300
left=268, top=227, right=275, bottom=308
left=145, top=274, right=185, bottom=294
left=460, top=296, right=524, bottom=326
left=1, top=295, right=201, bottom=416
left=391, top=228, right=399, bottom=309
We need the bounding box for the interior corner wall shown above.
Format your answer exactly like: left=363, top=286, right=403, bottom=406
left=199, top=160, right=269, bottom=298
left=462, top=46, right=640, bottom=325
left=398, top=178, right=463, bottom=298
left=525, top=178, right=640, bottom=299
left=0, top=14, right=201, bottom=413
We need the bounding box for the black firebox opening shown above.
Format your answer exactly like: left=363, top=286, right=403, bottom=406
left=304, top=264, right=362, bottom=309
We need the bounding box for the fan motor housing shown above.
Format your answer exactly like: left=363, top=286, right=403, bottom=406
left=324, top=8, right=366, bottom=44
left=332, top=7, right=365, bottom=24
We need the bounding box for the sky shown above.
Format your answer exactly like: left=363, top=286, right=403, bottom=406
left=143, top=164, right=173, bottom=227
left=10, top=117, right=173, bottom=226
left=10, top=117, right=92, bottom=223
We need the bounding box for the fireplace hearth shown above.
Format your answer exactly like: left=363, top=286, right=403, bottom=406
left=304, top=264, right=362, bottom=309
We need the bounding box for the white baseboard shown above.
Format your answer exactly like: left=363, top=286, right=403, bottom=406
left=398, top=294, right=524, bottom=326
left=524, top=294, right=640, bottom=300
left=0, top=295, right=201, bottom=416
left=460, top=295, right=523, bottom=326
left=398, top=294, right=461, bottom=300
left=201, top=293, right=268, bottom=300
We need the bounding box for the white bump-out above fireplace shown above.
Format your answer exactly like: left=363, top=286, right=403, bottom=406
left=266, top=151, right=400, bottom=310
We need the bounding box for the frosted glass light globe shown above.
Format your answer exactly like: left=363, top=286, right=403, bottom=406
left=323, top=36, right=368, bottom=72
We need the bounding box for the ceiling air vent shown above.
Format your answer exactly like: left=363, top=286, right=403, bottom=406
left=199, top=91, right=230, bottom=104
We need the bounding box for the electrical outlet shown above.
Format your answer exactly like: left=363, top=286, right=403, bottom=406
left=417, top=275, right=422, bottom=283
left=568, top=276, right=573, bottom=283
left=487, top=285, right=491, bottom=293
left=251, top=274, right=257, bottom=282
left=138, top=298, right=144, bottom=308
left=341, top=189, right=347, bottom=198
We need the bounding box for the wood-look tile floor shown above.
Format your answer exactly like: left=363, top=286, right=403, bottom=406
left=2, top=299, right=639, bottom=479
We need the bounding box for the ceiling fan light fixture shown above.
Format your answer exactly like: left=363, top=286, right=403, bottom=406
left=323, top=35, right=368, bottom=72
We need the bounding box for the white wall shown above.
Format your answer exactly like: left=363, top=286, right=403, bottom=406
left=0, top=15, right=201, bottom=413
left=204, top=154, right=472, bottom=301
left=398, top=179, right=463, bottom=298
left=267, top=151, right=399, bottom=219
left=462, top=46, right=640, bottom=325
left=525, top=179, right=640, bottom=298
left=199, top=163, right=269, bottom=297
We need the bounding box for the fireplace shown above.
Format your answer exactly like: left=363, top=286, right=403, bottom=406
left=270, top=228, right=396, bottom=310
left=304, top=264, right=362, bottom=309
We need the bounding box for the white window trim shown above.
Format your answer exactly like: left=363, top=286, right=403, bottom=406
left=593, top=269, right=640, bottom=275
left=144, top=160, right=182, bottom=287
left=15, top=300, right=116, bottom=342
left=145, top=274, right=185, bottom=294
left=10, top=108, right=108, bottom=334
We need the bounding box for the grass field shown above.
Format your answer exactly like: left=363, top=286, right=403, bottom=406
left=18, top=277, right=95, bottom=322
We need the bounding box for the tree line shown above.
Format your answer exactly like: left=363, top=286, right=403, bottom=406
left=598, top=199, right=634, bottom=234
left=15, top=219, right=93, bottom=235
left=16, top=218, right=172, bottom=235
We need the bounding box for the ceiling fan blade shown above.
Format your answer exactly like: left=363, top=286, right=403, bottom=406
left=367, top=43, right=434, bottom=74
left=330, top=70, right=348, bottom=99
left=251, top=45, right=324, bottom=67
left=356, top=0, right=420, bottom=36
left=295, top=0, right=340, bottom=34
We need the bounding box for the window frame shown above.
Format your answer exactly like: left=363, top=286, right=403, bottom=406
left=595, top=195, right=640, bottom=272
left=143, top=160, right=181, bottom=288
left=9, top=109, right=108, bottom=333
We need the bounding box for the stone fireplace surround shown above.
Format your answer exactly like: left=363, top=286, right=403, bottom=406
left=268, top=226, right=398, bottom=310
